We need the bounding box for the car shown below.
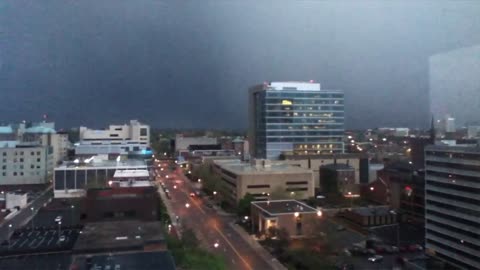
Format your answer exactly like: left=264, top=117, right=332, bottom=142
left=205, top=203, right=213, bottom=208
left=374, top=246, right=385, bottom=254
left=189, top=192, right=195, bottom=197
left=366, top=249, right=376, bottom=255
left=396, top=256, right=408, bottom=266
left=368, top=255, right=383, bottom=263
left=414, top=244, right=424, bottom=251
left=59, top=235, right=66, bottom=242
left=336, top=225, right=346, bottom=231
left=55, top=216, right=62, bottom=222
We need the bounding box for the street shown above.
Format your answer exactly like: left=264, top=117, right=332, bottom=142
left=0, top=187, right=53, bottom=242
left=155, top=162, right=274, bottom=270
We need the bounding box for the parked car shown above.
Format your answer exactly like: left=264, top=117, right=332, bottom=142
left=55, top=216, right=62, bottom=222
left=368, top=255, right=383, bottom=263
left=366, top=249, right=376, bottom=255
left=205, top=203, right=213, bottom=208
left=336, top=225, right=346, bottom=231
left=59, top=235, right=66, bottom=242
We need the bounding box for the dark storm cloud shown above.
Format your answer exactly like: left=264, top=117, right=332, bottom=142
left=1, top=0, right=480, bottom=129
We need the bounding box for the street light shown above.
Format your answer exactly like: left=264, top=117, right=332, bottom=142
left=185, top=203, right=190, bottom=208
left=198, top=179, right=201, bottom=183
left=30, top=207, right=35, bottom=231
left=8, top=224, right=12, bottom=249
left=317, top=210, right=323, bottom=217
left=244, top=216, right=249, bottom=220
left=370, top=187, right=375, bottom=191
left=213, top=191, right=217, bottom=196
left=294, top=212, right=299, bottom=218
left=214, top=242, right=219, bottom=248
left=70, top=205, right=75, bottom=226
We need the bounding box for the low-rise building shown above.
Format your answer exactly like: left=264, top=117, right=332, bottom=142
left=0, top=142, right=53, bottom=185
left=174, top=134, right=217, bottom=156
left=320, top=163, right=357, bottom=195
left=212, top=159, right=314, bottom=204
left=280, top=153, right=369, bottom=189
left=339, top=206, right=398, bottom=227
left=251, top=200, right=321, bottom=237
left=53, top=157, right=150, bottom=198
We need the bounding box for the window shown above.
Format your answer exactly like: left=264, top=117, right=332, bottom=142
left=19, top=158, right=23, bottom=162
left=1, top=172, right=5, bottom=176
left=13, top=172, right=17, bottom=176
left=140, top=128, right=148, bottom=136
left=2, top=152, right=5, bottom=156
left=37, top=151, right=40, bottom=155
left=1, top=165, right=5, bottom=170
left=31, top=151, right=34, bottom=156
left=31, top=165, right=35, bottom=169
left=110, top=134, right=119, bottom=137
left=37, top=158, right=41, bottom=162
left=20, top=172, right=23, bottom=176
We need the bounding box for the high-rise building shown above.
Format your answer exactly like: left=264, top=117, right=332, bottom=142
left=429, top=45, right=480, bottom=127
left=425, top=144, right=480, bottom=269
left=249, top=81, right=344, bottom=160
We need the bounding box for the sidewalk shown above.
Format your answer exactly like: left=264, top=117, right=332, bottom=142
left=157, top=186, right=182, bottom=238
left=229, top=222, right=287, bottom=270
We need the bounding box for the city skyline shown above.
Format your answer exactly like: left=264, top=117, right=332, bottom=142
left=2, top=1, right=480, bottom=129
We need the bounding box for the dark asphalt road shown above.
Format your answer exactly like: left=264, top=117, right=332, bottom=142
left=0, top=188, right=53, bottom=242
left=156, top=163, right=274, bottom=270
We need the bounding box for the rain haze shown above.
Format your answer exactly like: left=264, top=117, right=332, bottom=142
left=1, top=0, right=480, bottom=129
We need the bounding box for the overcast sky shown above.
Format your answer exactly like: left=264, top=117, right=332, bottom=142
left=1, top=0, right=480, bottom=129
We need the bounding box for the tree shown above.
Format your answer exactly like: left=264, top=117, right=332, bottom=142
left=182, top=228, right=199, bottom=249
left=237, top=193, right=255, bottom=217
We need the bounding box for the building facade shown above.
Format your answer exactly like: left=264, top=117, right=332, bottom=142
left=280, top=153, right=368, bottom=189
left=53, top=158, right=149, bottom=198
left=425, top=145, right=480, bottom=269
left=76, top=120, right=150, bottom=156
left=249, top=81, right=344, bottom=160
left=79, top=120, right=150, bottom=143
left=0, top=142, right=53, bottom=185
left=212, top=159, right=315, bottom=205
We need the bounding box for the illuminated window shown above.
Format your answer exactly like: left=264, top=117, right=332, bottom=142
left=281, top=100, right=293, bottom=105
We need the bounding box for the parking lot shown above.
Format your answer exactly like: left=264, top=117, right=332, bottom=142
left=26, top=207, right=81, bottom=229
left=0, top=228, right=80, bottom=255
left=0, top=253, right=72, bottom=270
left=72, top=251, right=176, bottom=270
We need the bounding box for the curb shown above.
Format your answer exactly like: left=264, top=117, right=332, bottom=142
left=229, top=222, right=287, bottom=270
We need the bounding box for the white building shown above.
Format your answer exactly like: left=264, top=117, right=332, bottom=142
left=77, top=120, right=150, bottom=156
left=467, top=126, right=480, bottom=139
left=0, top=141, right=53, bottom=185
left=79, top=120, right=149, bottom=143
left=6, top=192, right=28, bottom=209
left=1, top=122, right=70, bottom=165
left=444, top=115, right=456, bottom=133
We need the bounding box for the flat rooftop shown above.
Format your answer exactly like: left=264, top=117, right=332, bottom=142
left=72, top=251, right=176, bottom=270
left=73, top=221, right=165, bottom=253
left=113, top=169, right=150, bottom=178
left=214, top=160, right=312, bottom=175
left=350, top=206, right=395, bottom=217
left=426, top=144, right=480, bottom=153
left=252, top=200, right=318, bottom=217
left=56, top=159, right=147, bottom=170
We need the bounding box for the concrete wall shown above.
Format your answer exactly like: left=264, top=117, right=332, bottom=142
left=0, top=146, right=53, bottom=185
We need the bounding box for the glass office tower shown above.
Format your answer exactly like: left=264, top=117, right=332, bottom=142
left=249, top=81, right=344, bottom=160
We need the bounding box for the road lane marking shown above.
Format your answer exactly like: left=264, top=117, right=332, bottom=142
left=214, top=224, right=253, bottom=270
